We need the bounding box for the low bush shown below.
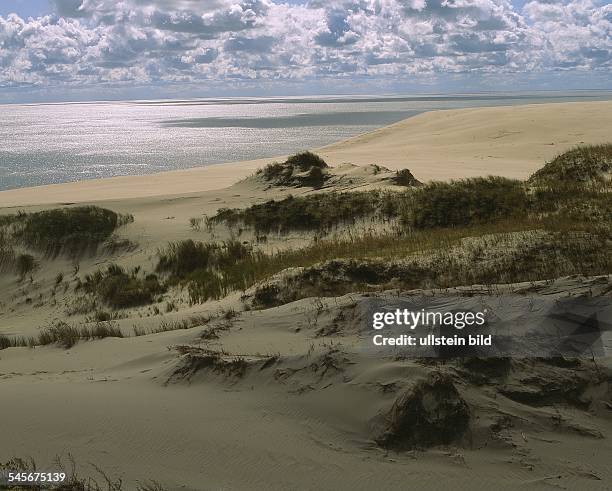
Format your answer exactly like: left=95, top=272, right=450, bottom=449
left=406, top=177, right=528, bottom=229
left=285, top=151, right=328, bottom=171
left=529, top=144, right=612, bottom=184
left=212, top=191, right=401, bottom=234
left=257, top=151, right=330, bottom=188
left=392, top=169, right=421, bottom=187
left=15, top=253, right=37, bottom=278
left=157, top=240, right=256, bottom=303
left=83, top=264, right=165, bottom=308
left=12, top=206, right=133, bottom=257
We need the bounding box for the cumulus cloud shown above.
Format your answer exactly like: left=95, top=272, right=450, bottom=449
left=0, top=0, right=610, bottom=92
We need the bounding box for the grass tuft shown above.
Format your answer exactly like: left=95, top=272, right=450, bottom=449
left=405, top=177, right=528, bottom=229
left=529, top=144, right=612, bottom=184
left=257, top=151, right=330, bottom=188
left=83, top=264, right=165, bottom=309
left=11, top=206, right=133, bottom=257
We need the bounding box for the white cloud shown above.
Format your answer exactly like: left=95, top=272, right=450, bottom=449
left=0, top=0, right=609, bottom=92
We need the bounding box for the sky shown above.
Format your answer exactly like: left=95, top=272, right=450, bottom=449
left=0, top=0, right=610, bottom=103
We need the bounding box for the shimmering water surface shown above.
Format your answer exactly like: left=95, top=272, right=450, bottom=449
left=0, top=93, right=610, bottom=191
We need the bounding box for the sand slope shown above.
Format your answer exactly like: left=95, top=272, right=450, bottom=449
left=1, top=101, right=611, bottom=207
left=319, top=101, right=612, bottom=181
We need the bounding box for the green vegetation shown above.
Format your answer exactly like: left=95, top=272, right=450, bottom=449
left=15, top=253, right=37, bottom=278
left=257, top=151, right=330, bottom=188
left=0, top=207, right=134, bottom=277
left=11, top=206, right=133, bottom=257
left=529, top=144, right=611, bottom=184
left=156, top=239, right=254, bottom=303
left=392, top=168, right=421, bottom=187
left=158, top=146, right=611, bottom=306
left=406, top=177, right=529, bottom=229
left=285, top=151, right=328, bottom=171
left=81, top=264, right=165, bottom=309
left=212, top=191, right=400, bottom=234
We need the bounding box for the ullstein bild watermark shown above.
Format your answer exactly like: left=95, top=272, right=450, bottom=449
left=362, top=295, right=612, bottom=358
left=372, top=308, right=489, bottom=347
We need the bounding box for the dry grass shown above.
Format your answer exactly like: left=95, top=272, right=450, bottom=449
left=0, top=320, right=124, bottom=350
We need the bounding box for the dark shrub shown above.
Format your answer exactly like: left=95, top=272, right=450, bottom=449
left=16, top=253, right=36, bottom=278
left=156, top=239, right=218, bottom=277
left=14, top=206, right=131, bottom=257
left=0, top=336, right=11, bottom=350
left=407, top=177, right=528, bottom=229
left=252, top=284, right=281, bottom=308
left=261, top=162, right=291, bottom=181
left=285, top=151, right=328, bottom=171
left=375, top=373, right=470, bottom=449
left=84, top=264, right=165, bottom=308
left=257, top=152, right=330, bottom=188
left=211, top=191, right=394, bottom=234
left=392, top=169, right=421, bottom=187
left=156, top=240, right=259, bottom=304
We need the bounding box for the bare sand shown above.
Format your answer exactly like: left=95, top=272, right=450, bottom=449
left=1, top=100, right=611, bottom=207
left=0, top=101, right=611, bottom=490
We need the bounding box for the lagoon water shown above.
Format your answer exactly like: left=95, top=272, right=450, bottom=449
left=0, top=92, right=610, bottom=191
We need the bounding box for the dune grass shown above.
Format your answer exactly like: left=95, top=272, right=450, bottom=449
left=37, top=320, right=124, bottom=348
left=529, top=144, right=612, bottom=183
left=405, top=177, right=529, bottom=229
left=212, top=191, right=400, bottom=234
left=158, top=207, right=610, bottom=305
left=257, top=151, right=330, bottom=188
left=156, top=240, right=253, bottom=303
left=132, top=314, right=212, bottom=336
left=9, top=206, right=133, bottom=257
left=0, top=320, right=124, bottom=350
left=81, top=264, right=165, bottom=309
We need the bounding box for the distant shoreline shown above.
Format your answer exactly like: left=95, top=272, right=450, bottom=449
left=3, top=89, right=611, bottom=107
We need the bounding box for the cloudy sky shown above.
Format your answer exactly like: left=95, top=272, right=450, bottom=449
left=0, top=0, right=610, bottom=102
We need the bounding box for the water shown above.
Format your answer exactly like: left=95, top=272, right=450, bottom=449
left=0, top=92, right=610, bottom=191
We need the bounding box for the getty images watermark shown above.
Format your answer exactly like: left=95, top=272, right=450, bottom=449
left=361, top=295, right=611, bottom=358
left=373, top=308, right=490, bottom=347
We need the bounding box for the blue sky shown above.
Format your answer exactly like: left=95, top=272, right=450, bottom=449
left=0, top=1, right=610, bottom=103
left=0, top=1, right=535, bottom=17
left=0, top=0, right=51, bottom=18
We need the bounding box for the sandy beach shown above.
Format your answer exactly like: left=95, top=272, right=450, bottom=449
left=0, top=101, right=611, bottom=490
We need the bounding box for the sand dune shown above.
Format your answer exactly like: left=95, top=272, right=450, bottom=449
left=319, top=100, right=612, bottom=180
left=0, top=101, right=611, bottom=490
left=1, top=100, right=611, bottom=207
